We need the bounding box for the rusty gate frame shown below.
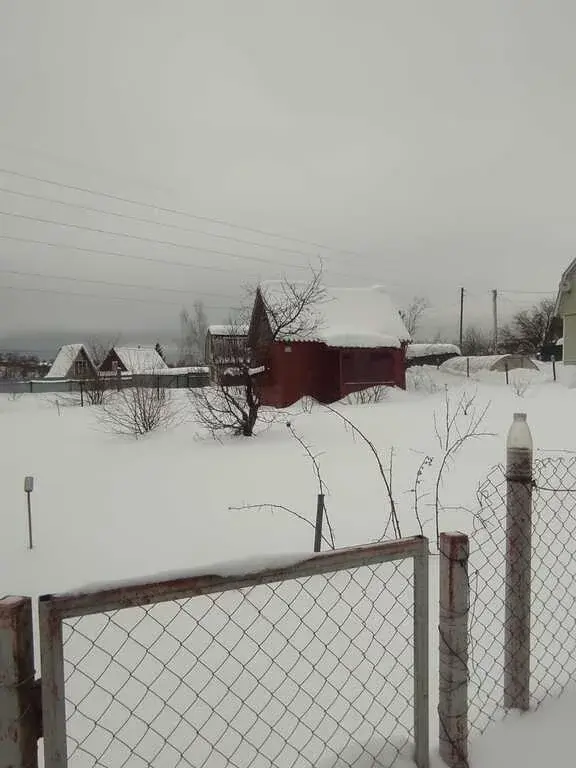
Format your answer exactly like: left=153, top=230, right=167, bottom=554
left=35, top=537, right=429, bottom=768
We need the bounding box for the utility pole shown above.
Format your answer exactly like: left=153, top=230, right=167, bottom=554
left=459, top=288, right=465, bottom=350
left=492, top=289, right=498, bottom=353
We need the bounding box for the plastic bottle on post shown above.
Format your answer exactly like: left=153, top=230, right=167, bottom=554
left=507, top=413, right=533, bottom=478
left=504, top=411, right=533, bottom=711
left=507, top=412, right=533, bottom=452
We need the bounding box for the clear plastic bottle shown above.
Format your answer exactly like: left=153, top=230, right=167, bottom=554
left=506, top=412, right=533, bottom=451
left=507, top=412, right=532, bottom=478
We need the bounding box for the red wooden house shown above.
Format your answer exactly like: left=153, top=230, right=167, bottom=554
left=248, top=283, right=410, bottom=407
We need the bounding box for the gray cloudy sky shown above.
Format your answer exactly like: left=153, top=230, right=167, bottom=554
left=0, top=0, right=574, bottom=351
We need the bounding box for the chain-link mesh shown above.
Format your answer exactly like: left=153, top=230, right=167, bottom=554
left=468, top=455, right=576, bottom=735
left=60, top=559, right=416, bottom=768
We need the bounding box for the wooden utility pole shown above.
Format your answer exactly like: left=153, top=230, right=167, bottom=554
left=459, top=288, right=464, bottom=350
left=492, top=289, right=498, bottom=353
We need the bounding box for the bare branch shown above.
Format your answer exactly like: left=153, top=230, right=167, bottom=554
left=286, top=421, right=336, bottom=549
left=265, top=263, right=326, bottom=343
left=99, top=380, right=179, bottom=437
left=179, top=300, right=209, bottom=365
left=229, top=503, right=335, bottom=550
left=399, top=296, right=428, bottom=337
left=192, top=266, right=324, bottom=438
left=432, top=390, right=494, bottom=545
left=323, top=404, right=401, bottom=539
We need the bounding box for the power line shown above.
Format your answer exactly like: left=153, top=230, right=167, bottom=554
left=0, top=166, right=367, bottom=259
left=0, top=184, right=329, bottom=263
left=0, top=283, right=235, bottom=310
left=0, top=267, right=238, bottom=301
left=498, top=289, right=555, bottom=296
left=0, top=230, right=412, bottom=294
left=0, top=233, right=259, bottom=277
left=0, top=209, right=326, bottom=274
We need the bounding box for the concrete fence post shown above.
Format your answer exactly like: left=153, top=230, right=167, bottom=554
left=504, top=412, right=533, bottom=711
left=0, top=596, right=40, bottom=768
left=438, top=533, right=469, bottom=768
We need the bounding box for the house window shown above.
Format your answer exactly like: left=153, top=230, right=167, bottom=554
left=285, top=346, right=292, bottom=353
left=74, top=359, right=88, bottom=376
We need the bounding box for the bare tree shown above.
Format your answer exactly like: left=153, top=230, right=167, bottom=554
left=179, top=300, right=209, bottom=364
left=99, top=382, right=177, bottom=437
left=191, top=363, right=263, bottom=437
left=80, top=371, right=111, bottom=406
left=400, top=296, right=428, bottom=337
left=460, top=325, right=492, bottom=356
left=87, top=335, right=120, bottom=368
left=191, top=268, right=325, bottom=438
left=499, top=298, right=556, bottom=354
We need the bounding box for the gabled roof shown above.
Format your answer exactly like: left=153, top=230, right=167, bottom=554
left=112, top=346, right=168, bottom=374
left=257, top=282, right=411, bottom=348
left=45, top=344, right=95, bottom=379
left=555, top=258, right=576, bottom=315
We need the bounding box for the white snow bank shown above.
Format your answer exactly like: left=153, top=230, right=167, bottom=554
left=466, top=689, right=576, bottom=768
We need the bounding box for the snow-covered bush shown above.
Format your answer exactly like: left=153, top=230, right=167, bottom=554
left=342, top=385, right=389, bottom=405
left=99, top=385, right=177, bottom=437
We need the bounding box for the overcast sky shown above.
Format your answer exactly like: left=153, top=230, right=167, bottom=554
left=0, top=0, right=574, bottom=350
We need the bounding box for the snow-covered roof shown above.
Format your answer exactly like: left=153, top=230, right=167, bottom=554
left=113, top=347, right=168, bottom=374
left=406, top=343, right=461, bottom=359
left=208, top=325, right=249, bottom=337
left=441, top=354, right=538, bottom=374
left=154, top=366, right=210, bottom=375
left=45, top=344, right=94, bottom=379
left=258, top=282, right=410, bottom=348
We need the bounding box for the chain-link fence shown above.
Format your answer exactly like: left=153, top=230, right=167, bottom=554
left=39, top=539, right=429, bottom=768
left=467, top=454, right=576, bottom=736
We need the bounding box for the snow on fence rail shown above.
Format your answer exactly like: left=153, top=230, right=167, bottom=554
left=38, top=538, right=429, bottom=768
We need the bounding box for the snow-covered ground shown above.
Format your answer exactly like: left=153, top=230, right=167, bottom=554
left=2, top=361, right=575, bottom=766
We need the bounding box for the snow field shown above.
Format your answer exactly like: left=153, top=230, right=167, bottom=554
left=3, top=363, right=576, bottom=766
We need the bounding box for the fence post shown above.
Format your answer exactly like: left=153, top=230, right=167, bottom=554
left=504, top=412, right=533, bottom=711
left=413, top=538, right=430, bottom=768
left=466, top=358, right=470, bottom=378
left=551, top=354, right=557, bottom=382
left=438, top=533, right=469, bottom=768
left=39, top=597, right=67, bottom=768
left=0, top=596, right=39, bottom=768
left=314, top=494, right=324, bottom=552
